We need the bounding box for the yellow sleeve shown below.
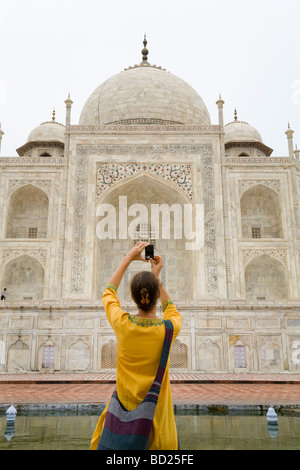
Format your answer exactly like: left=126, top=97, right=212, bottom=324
left=102, top=283, right=128, bottom=331
left=162, top=299, right=182, bottom=340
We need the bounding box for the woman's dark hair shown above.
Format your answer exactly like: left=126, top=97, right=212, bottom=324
left=130, top=271, right=160, bottom=312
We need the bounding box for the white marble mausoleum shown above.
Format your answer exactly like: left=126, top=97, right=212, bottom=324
left=1, top=38, right=300, bottom=374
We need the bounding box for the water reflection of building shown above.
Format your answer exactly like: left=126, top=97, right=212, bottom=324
left=0, top=38, right=300, bottom=375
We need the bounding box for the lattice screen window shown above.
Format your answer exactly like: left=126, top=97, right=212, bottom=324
left=42, top=345, right=55, bottom=368
left=251, top=226, right=262, bottom=238
left=28, top=227, right=38, bottom=238
left=101, top=339, right=117, bottom=369
left=234, top=345, right=247, bottom=368
left=133, top=223, right=156, bottom=247
left=170, top=339, right=188, bottom=369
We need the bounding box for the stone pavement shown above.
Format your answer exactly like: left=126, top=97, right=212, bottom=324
left=0, top=373, right=300, bottom=409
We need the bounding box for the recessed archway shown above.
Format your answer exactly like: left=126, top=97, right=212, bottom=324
left=95, top=173, right=194, bottom=302
left=240, top=184, right=282, bottom=238
left=2, top=255, right=45, bottom=300
left=6, top=184, right=49, bottom=239
left=245, top=254, right=288, bottom=300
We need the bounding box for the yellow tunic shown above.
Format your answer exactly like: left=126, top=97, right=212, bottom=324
left=90, top=284, right=182, bottom=450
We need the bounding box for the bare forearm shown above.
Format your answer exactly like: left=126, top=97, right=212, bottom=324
left=157, top=277, right=171, bottom=306
left=108, top=255, right=131, bottom=288
left=107, top=242, right=149, bottom=288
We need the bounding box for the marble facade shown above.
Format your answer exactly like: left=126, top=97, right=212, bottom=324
left=0, top=53, right=300, bottom=374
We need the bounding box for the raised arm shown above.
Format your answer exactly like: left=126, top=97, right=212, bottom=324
left=108, top=241, right=149, bottom=288
left=103, top=241, right=150, bottom=329
left=150, top=255, right=182, bottom=338
left=149, top=255, right=170, bottom=307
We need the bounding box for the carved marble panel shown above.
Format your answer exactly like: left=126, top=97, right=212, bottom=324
left=242, top=249, right=287, bottom=268
left=97, top=163, right=192, bottom=200
left=257, top=335, right=283, bottom=371
left=238, top=179, right=281, bottom=196
left=2, top=249, right=47, bottom=267
left=7, top=179, right=52, bottom=197
left=7, top=336, right=31, bottom=372
left=197, top=335, right=223, bottom=371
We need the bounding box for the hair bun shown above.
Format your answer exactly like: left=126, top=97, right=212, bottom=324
left=140, top=287, right=150, bottom=304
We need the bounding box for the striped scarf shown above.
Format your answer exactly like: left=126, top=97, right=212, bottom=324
left=97, top=319, right=174, bottom=450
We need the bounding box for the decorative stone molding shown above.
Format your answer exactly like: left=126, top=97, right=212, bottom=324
left=106, top=119, right=183, bottom=125
left=0, top=157, right=64, bottom=165
left=97, top=163, right=192, bottom=200
left=242, top=249, right=287, bottom=268
left=7, top=179, right=52, bottom=197
left=223, top=157, right=290, bottom=165
left=70, top=124, right=220, bottom=133
left=238, top=179, right=281, bottom=196
left=2, top=249, right=47, bottom=267
left=71, top=144, right=217, bottom=295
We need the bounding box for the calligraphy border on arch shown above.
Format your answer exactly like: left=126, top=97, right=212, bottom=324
left=71, top=144, right=217, bottom=294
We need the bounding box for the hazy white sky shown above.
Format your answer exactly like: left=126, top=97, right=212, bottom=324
left=0, top=0, right=299, bottom=156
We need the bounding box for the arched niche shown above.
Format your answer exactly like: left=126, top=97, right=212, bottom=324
left=245, top=254, right=288, bottom=300
left=67, top=339, right=90, bottom=371
left=198, top=339, right=221, bottom=371
left=95, top=173, right=194, bottom=303
left=6, top=184, right=49, bottom=239
left=170, top=339, right=188, bottom=369
left=38, top=340, right=56, bottom=370
left=101, top=339, right=117, bottom=369
left=240, top=185, right=282, bottom=238
left=259, top=339, right=281, bottom=370
left=7, top=339, right=30, bottom=372
left=2, top=255, right=44, bottom=300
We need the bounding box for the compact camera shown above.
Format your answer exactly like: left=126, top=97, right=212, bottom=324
left=145, top=244, right=154, bottom=260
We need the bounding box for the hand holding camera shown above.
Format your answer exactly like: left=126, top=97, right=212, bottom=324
left=125, top=241, right=150, bottom=263
left=150, top=254, right=163, bottom=280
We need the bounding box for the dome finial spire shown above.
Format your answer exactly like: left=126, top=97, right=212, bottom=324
left=52, top=108, right=56, bottom=122
left=234, top=108, right=238, bottom=121
left=141, top=34, right=149, bottom=64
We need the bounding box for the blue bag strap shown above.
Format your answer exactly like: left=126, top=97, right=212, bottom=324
left=152, top=319, right=174, bottom=387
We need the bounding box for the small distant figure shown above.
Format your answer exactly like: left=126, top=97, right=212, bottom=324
left=1, top=288, right=7, bottom=300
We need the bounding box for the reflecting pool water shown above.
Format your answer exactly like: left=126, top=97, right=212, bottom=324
left=0, top=413, right=300, bottom=450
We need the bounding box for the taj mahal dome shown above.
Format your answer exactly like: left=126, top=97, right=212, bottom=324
left=0, top=38, right=300, bottom=375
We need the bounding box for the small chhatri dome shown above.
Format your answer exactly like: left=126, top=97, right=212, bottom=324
left=224, top=109, right=273, bottom=156
left=27, top=120, right=65, bottom=144
left=225, top=110, right=263, bottom=143
left=16, top=110, right=65, bottom=156
left=79, top=37, right=211, bottom=126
